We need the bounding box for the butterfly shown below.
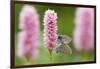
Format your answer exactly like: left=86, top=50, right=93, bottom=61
left=54, top=35, right=72, bottom=54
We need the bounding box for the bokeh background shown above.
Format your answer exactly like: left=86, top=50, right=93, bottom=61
left=14, top=3, right=94, bottom=66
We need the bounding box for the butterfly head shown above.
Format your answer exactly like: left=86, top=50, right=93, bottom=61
left=58, top=35, right=63, bottom=41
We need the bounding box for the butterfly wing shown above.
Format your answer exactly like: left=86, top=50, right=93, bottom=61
left=61, top=35, right=72, bottom=45
left=55, top=44, right=72, bottom=54
left=54, top=44, right=62, bottom=53
left=60, top=44, right=72, bottom=54
left=65, top=45, right=72, bottom=54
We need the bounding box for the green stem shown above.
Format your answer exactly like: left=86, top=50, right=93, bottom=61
left=48, top=50, right=53, bottom=63
left=49, top=52, right=52, bottom=61
left=48, top=49, right=53, bottom=61
left=24, top=58, right=32, bottom=65
left=81, top=51, right=89, bottom=61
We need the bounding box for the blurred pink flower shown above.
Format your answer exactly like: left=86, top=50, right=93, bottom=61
left=73, top=8, right=94, bottom=52
left=17, top=5, right=39, bottom=61
left=19, top=5, right=39, bottom=30
left=43, top=9, right=57, bottom=54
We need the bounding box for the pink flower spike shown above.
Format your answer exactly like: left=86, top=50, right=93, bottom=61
left=73, top=7, right=94, bottom=52
left=17, top=5, right=39, bottom=61
left=19, top=5, right=39, bottom=30
left=43, top=9, right=57, bottom=55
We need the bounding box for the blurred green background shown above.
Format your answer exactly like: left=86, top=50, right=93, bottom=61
left=14, top=3, right=94, bottom=66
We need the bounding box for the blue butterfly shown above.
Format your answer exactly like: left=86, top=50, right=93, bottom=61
left=54, top=35, right=72, bottom=54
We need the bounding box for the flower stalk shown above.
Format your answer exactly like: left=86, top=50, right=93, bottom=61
left=74, top=7, right=94, bottom=60
left=43, top=9, right=57, bottom=59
